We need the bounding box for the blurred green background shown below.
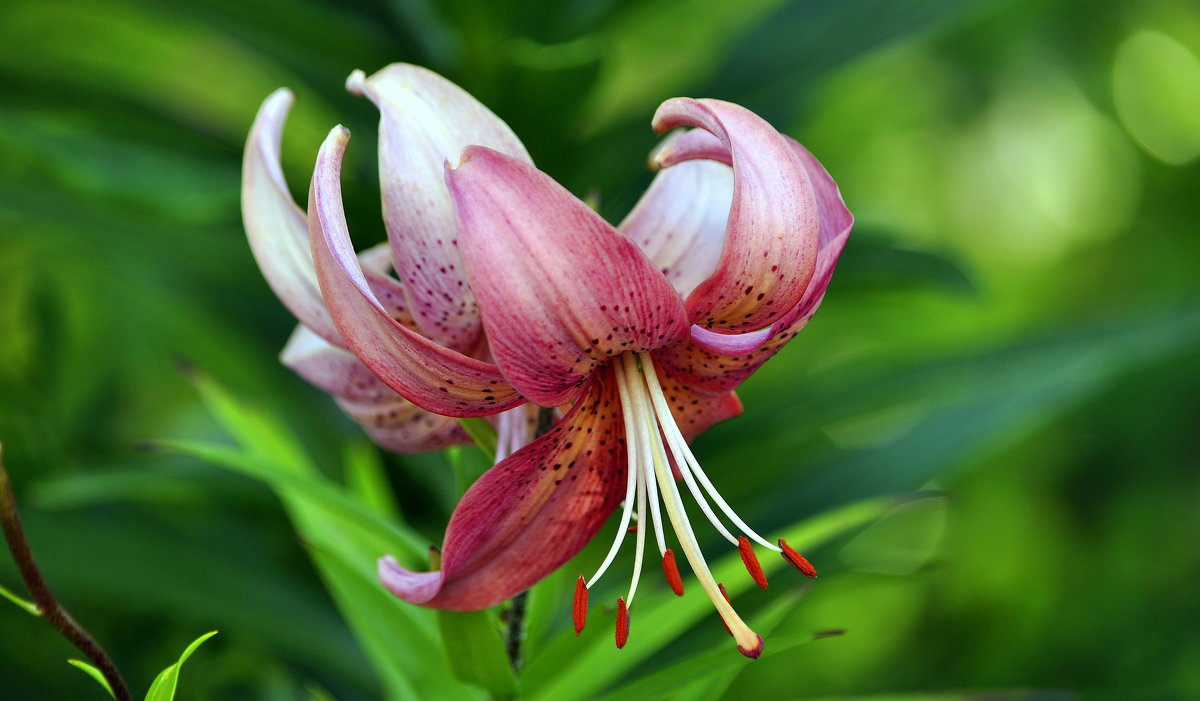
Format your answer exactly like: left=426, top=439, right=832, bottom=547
left=2, top=0, right=1198, bottom=699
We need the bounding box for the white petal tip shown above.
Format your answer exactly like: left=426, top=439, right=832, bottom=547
left=346, top=69, right=368, bottom=95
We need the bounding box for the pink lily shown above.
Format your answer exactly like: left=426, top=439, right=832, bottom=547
left=241, top=65, right=543, bottom=453
left=306, top=75, right=852, bottom=656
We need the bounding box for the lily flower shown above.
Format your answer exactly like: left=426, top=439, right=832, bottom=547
left=241, top=65, right=543, bottom=453
left=305, top=75, right=852, bottom=656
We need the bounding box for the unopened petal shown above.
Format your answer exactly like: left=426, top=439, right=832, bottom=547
left=348, top=64, right=533, bottom=353
left=378, top=372, right=627, bottom=610
left=652, top=99, right=820, bottom=332
left=309, top=127, right=522, bottom=417
left=447, top=146, right=690, bottom=406
left=242, top=89, right=341, bottom=345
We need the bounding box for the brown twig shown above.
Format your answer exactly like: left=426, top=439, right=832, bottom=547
left=0, top=442, right=132, bottom=701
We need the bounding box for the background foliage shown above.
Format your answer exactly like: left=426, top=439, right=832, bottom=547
left=2, top=0, right=1198, bottom=698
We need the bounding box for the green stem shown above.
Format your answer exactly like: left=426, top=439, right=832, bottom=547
left=0, top=443, right=132, bottom=701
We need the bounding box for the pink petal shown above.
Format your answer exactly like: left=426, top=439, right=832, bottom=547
left=655, top=140, right=851, bottom=394
left=281, top=324, right=469, bottom=453
left=652, top=99, right=820, bottom=332
left=338, top=397, right=469, bottom=453
left=309, top=127, right=522, bottom=418
left=347, top=64, right=533, bottom=353
left=618, top=149, right=733, bottom=299
left=446, top=146, right=690, bottom=407
left=378, top=371, right=627, bottom=610
left=242, top=89, right=341, bottom=346
left=649, top=351, right=744, bottom=442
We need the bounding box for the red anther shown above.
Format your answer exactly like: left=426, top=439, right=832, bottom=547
left=738, top=536, right=768, bottom=589
left=737, top=633, right=764, bottom=659
left=615, top=598, right=630, bottom=649
left=778, top=539, right=818, bottom=578
left=662, top=549, right=685, bottom=596
left=573, top=575, right=588, bottom=636
left=717, top=583, right=732, bottom=636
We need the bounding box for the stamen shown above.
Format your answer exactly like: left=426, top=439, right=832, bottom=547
left=779, top=539, right=818, bottom=578
left=587, top=365, right=643, bottom=588
left=738, top=536, right=769, bottom=589
left=615, top=597, right=630, bottom=649
left=621, top=353, right=762, bottom=658
left=662, top=549, right=684, bottom=596
left=626, top=439, right=649, bottom=606
left=573, top=575, right=588, bottom=635
left=717, top=583, right=732, bottom=635
left=637, top=353, right=781, bottom=554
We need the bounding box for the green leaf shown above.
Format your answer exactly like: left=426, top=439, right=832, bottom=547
left=0, top=583, right=40, bottom=616
left=143, top=630, right=217, bottom=701
left=456, top=417, right=498, bottom=461
left=67, top=659, right=115, bottom=699
left=343, top=439, right=402, bottom=521
left=445, top=444, right=494, bottom=497
left=178, top=371, right=482, bottom=700
left=437, top=609, right=519, bottom=699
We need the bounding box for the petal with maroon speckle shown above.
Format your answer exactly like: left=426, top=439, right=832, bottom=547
left=281, top=324, right=470, bottom=453
left=651, top=99, right=819, bottom=332
left=309, top=127, right=523, bottom=417
left=347, top=64, right=533, bottom=353
left=660, top=137, right=853, bottom=361
left=447, top=146, right=690, bottom=407
left=379, top=370, right=627, bottom=610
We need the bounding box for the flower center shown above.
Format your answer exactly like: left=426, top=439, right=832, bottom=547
left=572, top=351, right=817, bottom=658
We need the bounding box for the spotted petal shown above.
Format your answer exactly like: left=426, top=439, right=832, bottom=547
left=654, top=139, right=853, bottom=393
left=347, top=64, right=533, bottom=353
left=447, top=146, right=690, bottom=407
left=378, top=371, right=627, bottom=610
left=281, top=324, right=469, bottom=453
left=309, top=127, right=523, bottom=417
left=652, top=99, right=820, bottom=332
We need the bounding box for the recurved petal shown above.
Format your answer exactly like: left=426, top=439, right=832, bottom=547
left=348, top=64, right=533, bottom=353
left=651, top=99, right=819, bottom=332
left=378, top=372, right=627, bottom=610
left=660, top=136, right=853, bottom=360
left=618, top=152, right=733, bottom=300
left=447, top=146, right=690, bottom=407
left=309, top=127, right=523, bottom=418
left=655, top=143, right=851, bottom=395
left=242, top=89, right=341, bottom=345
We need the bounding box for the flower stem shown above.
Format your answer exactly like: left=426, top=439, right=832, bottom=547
left=0, top=442, right=133, bottom=701
left=503, top=408, right=556, bottom=672
left=504, top=590, right=528, bottom=671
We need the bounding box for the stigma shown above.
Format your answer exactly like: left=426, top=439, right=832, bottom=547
left=571, top=351, right=817, bottom=658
